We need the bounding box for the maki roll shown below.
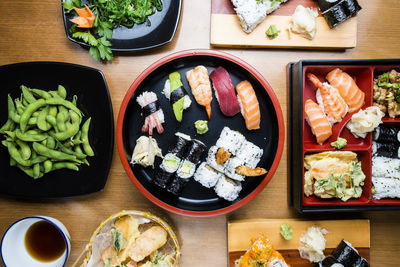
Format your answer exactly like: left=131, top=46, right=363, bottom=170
left=236, top=140, right=263, bottom=168
left=214, top=176, right=242, bottom=201
left=372, top=177, right=400, bottom=200
left=167, top=139, right=206, bottom=195
left=352, top=257, right=370, bottom=267
left=153, top=170, right=174, bottom=189
left=194, top=162, right=222, bottom=188
left=170, top=132, right=192, bottom=158
left=373, top=125, right=400, bottom=143
left=372, top=141, right=400, bottom=158
left=206, top=145, right=230, bottom=173
left=322, top=0, right=362, bottom=29
left=331, top=240, right=360, bottom=266
left=224, top=157, right=246, bottom=181
left=136, top=91, right=165, bottom=135
left=318, top=0, right=340, bottom=12
left=317, top=256, right=344, bottom=267
left=372, top=156, right=400, bottom=179
left=163, top=72, right=192, bottom=122
left=216, top=127, right=246, bottom=154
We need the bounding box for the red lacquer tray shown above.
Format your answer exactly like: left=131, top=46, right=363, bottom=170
left=289, top=59, right=400, bottom=213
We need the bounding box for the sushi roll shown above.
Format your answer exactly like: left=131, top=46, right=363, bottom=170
left=224, top=157, right=246, bottom=181
left=194, top=162, right=222, bottom=188
left=214, top=176, right=242, bottom=201
left=163, top=72, right=192, bottom=122
left=170, top=132, right=192, bottom=158
left=318, top=256, right=344, bottom=267
left=372, top=177, right=400, bottom=200
left=236, top=140, right=263, bottom=168
left=372, top=141, right=400, bottom=158
left=351, top=257, right=370, bottom=267
left=153, top=169, right=174, bottom=189
left=372, top=156, right=400, bottom=179
left=318, top=0, right=340, bottom=12
left=216, top=127, right=246, bottom=154
left=186, top=65, right=213, bottom=119
left=136, top=91, right=165, bottom=135
left=167, top=175, right=188, bottom=195
left=331, top=240, right=361, bottom=266
left=236, top=80, right=261, bottom=130
left=373, top=125, right=400, bottom=143
left=206, top=145, right=228, bottom=173
left=322, top=0, right=362, bottom=29
left=160, top=153, right=181, bottom=173
left=209, top=67, right=240, bottom=117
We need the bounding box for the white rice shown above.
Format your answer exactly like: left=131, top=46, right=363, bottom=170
left=206, top=145, right=226, bottom=173
left=224, top=157, right=246, bottom=181
left=372, top=156, right=400, bottom=179
left=236, top=140, right=263, bottom=168
left=372, top=177, right=400, bottom=199
left=163, top=79, right=192, bottom=109
left=194, top=162, right=222, bottom=188
left=214, top=176, right=242, bottom=201
left=160, top=153, right=181, bottom=173
left=216, top=127, right=246, bottom=154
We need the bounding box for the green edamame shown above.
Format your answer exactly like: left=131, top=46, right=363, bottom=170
left=52, top=110, right=80, bottom=141
left=56, top=140, right=86, bottom=159
left=16, top=139, right=31, bottom=160
left=32, top=142, right=77, bottom=161
left=30, top=88, right=51, bottom=99
left=0, top=119, right=15, bottom=134
left=21, top=85, right=37, bottom=104
left=20, top=98, right=46, bottom=132
left=43, top=160, right=52, bottom=173
left=37, top=106, right=51, bottom=131
left=81, top=117, right=94, bottom=156
left=45, top=97, right=81, bottom=117
left=52, top=162, right=79, bottom=171
left=46, top=136, right=56, bottom=150
left=33, top=163, right=40, bottom=179
left=15, top=129, right=47, bottom=142
left=56, top=112, right=67, bottom=132
left=57, top=85, right=67, bottom=99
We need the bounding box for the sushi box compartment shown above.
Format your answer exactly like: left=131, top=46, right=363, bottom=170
left=288, top=59, right=400, bottom=213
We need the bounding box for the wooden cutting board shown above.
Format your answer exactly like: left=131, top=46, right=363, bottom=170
left=228, top=219, right=370, bottom=267
left=210, top=0, right=358, bottom=49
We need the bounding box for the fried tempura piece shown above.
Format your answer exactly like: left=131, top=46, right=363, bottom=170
left=101, top=246, right=119, bottom=267
left=216, top=147, right=231, bottom=165
left=127, top=226, right=168, bottom=262
left=236, top=166, right=267, bottom=176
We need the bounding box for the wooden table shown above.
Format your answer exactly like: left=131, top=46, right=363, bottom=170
left=0, top=0, right=399, bottom=266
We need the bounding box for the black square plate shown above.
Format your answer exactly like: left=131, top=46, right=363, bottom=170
left=0, top=62, right=114, bottom=198
left=61, top=0, right=182, bottom=52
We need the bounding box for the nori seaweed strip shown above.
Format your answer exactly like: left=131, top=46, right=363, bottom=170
left=322, top=0, right=361, bottom=28
left=332, top=240, right=360, bottom=266
left=169, top=134, right=191, bottom=158
left=375, top=142, right=400, bottom=158
left=170, top=86, right=187, bottom=104
left=167, top=175, right=188, bottom=195
left=351, top=257, right=370, bottom=267
left=142, top=100, right=160, bottom=118
left=342, top=0, right=362, bottom=14
left=373, top=125, right=399, bottom=143
left=319, top=256, right=343, bottom=267
left=184, top=140, right=206, bottom=163
left=153, top=168, right=174, bottom=188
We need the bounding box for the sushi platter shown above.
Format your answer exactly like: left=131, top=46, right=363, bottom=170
left=117, top=49, right=284, bottom=217
left=289, top=59, right=400, bottom=212
left=228, top=219, right=370, bottom=267
left=210, top=0, right=358, bottom=49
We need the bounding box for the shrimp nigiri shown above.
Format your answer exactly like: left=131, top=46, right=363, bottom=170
left=304, top=99, right=332, bottom=144
left=307, top=73, right=348, bottom=124
left=136, top=91, right=165, bottom=135
left=326, top=68, right=365, bottom=113
left=236, top=80, right=261, bottom=130
left=186, top=66, right=213, bottom=119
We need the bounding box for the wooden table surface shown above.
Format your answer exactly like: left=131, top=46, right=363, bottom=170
left=0, top=0, right=400, bottom=266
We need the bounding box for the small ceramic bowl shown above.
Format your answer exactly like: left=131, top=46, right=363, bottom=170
left=1, top=216, right=71, bottom=267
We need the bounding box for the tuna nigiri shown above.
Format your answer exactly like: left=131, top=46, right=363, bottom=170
left=236, top=80, right=261, bottom=130
left=136, top=91, right=165, bottom=135
left=304, top=99, right=332, bottom=144
left=163, top=72, right=192, bottom=122
left=209, top=67, right=240, bottom=117
left=326, top=68, right=365, bottom=113
left=307, top=73, right=348, bottom=124
left=186, top=66, right=213, bottom=119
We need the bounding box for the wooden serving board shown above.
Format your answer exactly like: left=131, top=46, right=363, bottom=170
left=228, top=219, right=370, bottom=267
left=211, top=0, right=358, bottom=49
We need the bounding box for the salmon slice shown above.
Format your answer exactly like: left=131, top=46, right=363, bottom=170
left=186, top=66, right=212, bottom=119
left=307, top=73, right=348, bottom=124
left=236, top=80, right=261, bottom=130
left=326, top=68, right=365, bottom=113
left=304, top=99, right=332, bottom=144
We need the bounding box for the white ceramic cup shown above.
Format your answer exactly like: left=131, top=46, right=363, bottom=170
left=1, top=216, right=71, bottom=267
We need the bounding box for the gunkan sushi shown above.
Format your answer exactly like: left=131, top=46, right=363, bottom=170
left=163, top=72, right=192, bottom=122
left=136, top=91, right=165, bottom=135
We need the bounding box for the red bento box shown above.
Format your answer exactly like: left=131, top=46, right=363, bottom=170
left=288, top=59, right=400, bottom=213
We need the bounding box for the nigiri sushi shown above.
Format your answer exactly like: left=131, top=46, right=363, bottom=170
left=163, top=72, right=192, bottom=122
left=236, top=80, right=261, bottom=130
left=136, top=91, right=165, bottom=135
left=304, top=99, right=332, bottom=144
left=209, top=67, right=240, bottom=117
left=307, top=73, right=348, bottom=124
left=326, top=68, right=365, bottom=113
left=186, top=66, right=213, bottom=119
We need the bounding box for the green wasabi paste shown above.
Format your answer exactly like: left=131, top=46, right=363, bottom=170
left=266, top=24, right=280, bottom=39
left=194, top=120, right=208, bottom=134
left=280, top=224, right=293, bottom=240
left=331, top=137, right=347, bottom=149
left=169, top=72, right=185, bottom=122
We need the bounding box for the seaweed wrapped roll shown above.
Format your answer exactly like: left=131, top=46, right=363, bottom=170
left=373, top=125, right=400, bottom=143
left=322, top=0, right=362, bottom=29
left=317, top=256, right=344, bottom=267
left=331, top=240, right=360, bottom=266
left=318, top=0, right=340, bottom=12
left=372, top=141, right=400, bottom=158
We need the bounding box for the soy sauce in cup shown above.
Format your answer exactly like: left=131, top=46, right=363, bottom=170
left=24, top=220, right=66, bottom=262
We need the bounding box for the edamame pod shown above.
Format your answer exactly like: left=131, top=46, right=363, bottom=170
left=56, top=140, right=86, bottom=159
left=43, top=160, right=52, bottom=173
left=15, top=129, right=47, bottom=142
left=15, top=139, right=31, bottom=160
left=37, top=106, right=51, bottom=131
left=30, top=88, right=51, bottom=99
left=56, top=112, right=67, bottom=132
left=32, top=142, right=77, bottom=161
left=52, top=110, right=80, bottom=141
left=21, top=85, right=37, bottom=104
left=20, top=98, right=46, bottom=131
left=33, top=163, right=41, bottom=179
left=57, top=85, right=67, bottom=99
left=46, top=136, right=56, bottom=150
left=52, top=162, right=79, bottom=171
left=0, top=119, right=15, bottom=134
left=81, top=117, right=94, bottom=156
left=45, top=98, right=81, bottom=117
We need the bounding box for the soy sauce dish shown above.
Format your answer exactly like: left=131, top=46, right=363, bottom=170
left=0, top=216, right=71, bottom=267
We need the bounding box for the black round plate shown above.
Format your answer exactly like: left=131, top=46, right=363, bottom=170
left=0, top=62, right=114, bottom=198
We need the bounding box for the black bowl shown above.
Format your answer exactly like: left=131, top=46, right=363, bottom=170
left=0, top=62, right=114, bottom=198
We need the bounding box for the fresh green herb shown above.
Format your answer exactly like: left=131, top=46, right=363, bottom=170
left=266, top=24, right=280, bottom=40
left=104, top=257, right=111, bottom=267
left=111, top=229, right=127, bottom=254
left=62, top=0, right=82, bottom=13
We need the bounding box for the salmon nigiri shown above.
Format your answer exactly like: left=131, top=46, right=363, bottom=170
left=304, top=99, right=332, bottom=144
left=236, top=80, right=261, bottom=130
left=326, top=68, right=365, bottom=113
left=186, top=66, right=213, bottom=119
left=307, top=73, right=348, bottom=124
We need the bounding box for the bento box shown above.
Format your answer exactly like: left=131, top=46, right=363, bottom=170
left=288, top=59, right=400, bottom=213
